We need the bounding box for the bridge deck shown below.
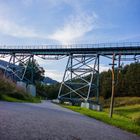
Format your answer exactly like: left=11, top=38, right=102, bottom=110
left=0, top=42, right=140, bottom=55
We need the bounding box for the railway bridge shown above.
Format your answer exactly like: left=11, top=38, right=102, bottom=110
left=0, top=42, right=140, bottom=104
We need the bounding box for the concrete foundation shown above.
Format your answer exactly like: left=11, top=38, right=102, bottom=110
left=81, top=102, right=102, bottom=111
left=52, top=99, right=60, bottom=104
left=81, top=102, right=90, bottom=109
left=27, top=84, right=36, bottom=97
left=16, top=81, right=26, bottom=92
left=64, top=101, right=72, bottom=105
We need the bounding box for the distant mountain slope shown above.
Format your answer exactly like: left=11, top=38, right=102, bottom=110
left=43, top=77, right=58, bottom=85
left=0, top=59, right=9, bottom=70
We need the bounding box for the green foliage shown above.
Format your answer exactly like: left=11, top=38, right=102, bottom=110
left=132, top=114, right=140, bottom=125
left=100, top=62, right=140, bottom=99
left=100, top=97, right=140, bottom=108
left=22, top=59, right=45, bottom=84
left=45, top=83, right=60, bottom=99
left=0, top=76, right=41, bottom=103
left=100, top=70, right=112, bottom=99
left=36, top=82, right=47, bottom=98
left=0, top=94, right=41, bottom=103
left=62, top=104, right=140, bottom=136
left=36, top=82, right=60, bottom=99
left=35, top=62, right=140, bottom=100
left=0, top=94, right=25, bottom=102
left=36, top=62, right=140, bottom=99
left=113, top=105, right=140, bottom=125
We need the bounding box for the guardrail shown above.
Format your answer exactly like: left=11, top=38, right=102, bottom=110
left=0, top=42, right=140, bottom=49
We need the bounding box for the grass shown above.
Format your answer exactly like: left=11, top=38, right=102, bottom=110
left=62, top=104, right=140, bottom=136
left=113, top=105, right=140, bottom=125
left=0, top=94, right=41, bottom=103
left=0, top=94, right=25, bottom=102
left=100, top=97, right=140, bottom=108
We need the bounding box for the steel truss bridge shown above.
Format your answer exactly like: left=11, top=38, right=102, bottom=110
left=0, top=42, right=140, bottom=104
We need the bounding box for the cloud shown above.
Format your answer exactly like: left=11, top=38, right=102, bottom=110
left=0, top=1, right=100, bottom=43
left=0, top=18, right=40, bottom=38
left=100, top=65, right=110, bottom=73
left=0, top=4, right=34, bottom=38
left=48, top=12, right=98, bottom=44
left=90, top=63, right=110, bottom=73
left=34, top=56, right=65, bottom=81
left=45, top=69, right=63, bottom=82
left=0, top=3, right=47, bottom=39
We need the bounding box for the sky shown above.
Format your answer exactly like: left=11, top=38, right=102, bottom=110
left=0, top=0, right=140, bottom=81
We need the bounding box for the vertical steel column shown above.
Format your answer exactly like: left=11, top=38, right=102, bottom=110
left=86, top=55, right=98, bottom=101
left=12, top=53, right=15, bottom=81
left=31, top=55, right=34, bottom=84
left=96, top=54, right=100, bottom=103
left=70, top=54, right=73, bottom=99
left=58, top=56, right=71, bottom=99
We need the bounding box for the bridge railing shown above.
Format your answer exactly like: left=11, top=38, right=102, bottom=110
left=0, top=42, right=140, bottom=49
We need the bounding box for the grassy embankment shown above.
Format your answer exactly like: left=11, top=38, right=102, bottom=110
left=62, top=97, right=140, bottom=136
left=0, top=76, right=41, bottom=103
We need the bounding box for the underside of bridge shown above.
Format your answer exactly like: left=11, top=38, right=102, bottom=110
left=0, top=42, right=140, bottom=103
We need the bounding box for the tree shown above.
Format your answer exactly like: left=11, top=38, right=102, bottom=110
left=124, top=63, right=140, bottom=96
left=100, top=62, right=140, bottom=98
left=100, top=70, right=112, bottom=99
left=23, top=58, right=45, bottom=84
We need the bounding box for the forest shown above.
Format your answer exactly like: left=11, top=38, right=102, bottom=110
left=36, top=62, right=140, bottom=99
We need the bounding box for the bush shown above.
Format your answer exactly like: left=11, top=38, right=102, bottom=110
left=0, top=75, right=41, bottom=103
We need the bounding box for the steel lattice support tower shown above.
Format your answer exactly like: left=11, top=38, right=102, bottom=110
left=58, top=54, right=100, bottom=103
left=4, top=53, right=34, bottom=84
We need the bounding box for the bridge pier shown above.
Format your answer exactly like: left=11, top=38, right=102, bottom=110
left=27, top=84, right=36, bottom=97
left=81, top=102, right=102, bottom=111
left=58, top=54, right=100, bottom=104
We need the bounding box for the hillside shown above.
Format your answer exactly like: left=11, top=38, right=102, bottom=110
left=43, top=77, right=58, bottom=85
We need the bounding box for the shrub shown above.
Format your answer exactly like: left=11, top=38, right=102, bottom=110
left=0, top=75, right=40, bottom=102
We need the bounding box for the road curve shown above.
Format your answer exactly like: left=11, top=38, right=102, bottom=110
left=0, top=101, right=139, bottom=140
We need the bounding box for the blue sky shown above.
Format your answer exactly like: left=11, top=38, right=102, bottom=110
left=0, top=0, right=140, bottom=81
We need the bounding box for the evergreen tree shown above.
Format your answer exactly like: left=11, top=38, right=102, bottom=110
left=22, top=59, right=45, bottom=84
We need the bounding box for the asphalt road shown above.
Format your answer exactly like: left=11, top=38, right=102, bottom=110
left=0, top=101, right=139, bottom=140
